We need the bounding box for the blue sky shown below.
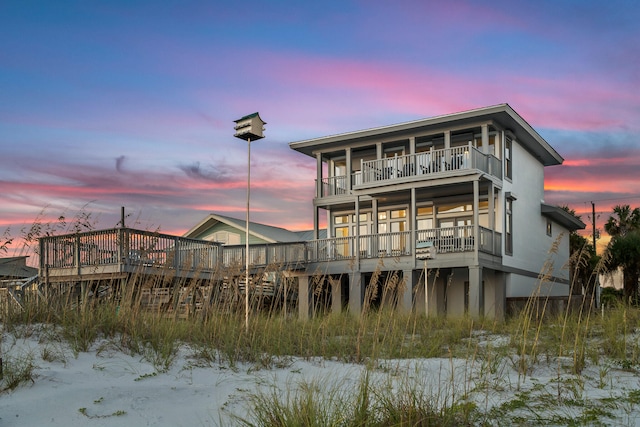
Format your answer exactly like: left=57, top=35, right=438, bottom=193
left=1, top=0, right=639, bottom=239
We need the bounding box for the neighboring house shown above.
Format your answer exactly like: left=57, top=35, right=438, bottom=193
left=1, top=256, right=38, bottom=310
left=599, top=269, right=623, bottom=290
left=287, top=103, right=585, bottom=318
left=183, top=213, right=326, bottom=244
left=0, top=256, right=38, bottom=280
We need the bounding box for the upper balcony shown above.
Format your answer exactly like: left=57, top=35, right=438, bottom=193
left=319, top=145, right=502, bottom=198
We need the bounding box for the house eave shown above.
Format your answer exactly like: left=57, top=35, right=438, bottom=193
left=289, top=103, right=563, bottom=166
left=541, top=204, right=586, bottom=231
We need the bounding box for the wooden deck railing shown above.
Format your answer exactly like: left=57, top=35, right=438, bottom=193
left=39, top=225, right=502, bottom=279
left=39, top=228, right=223, bottom=274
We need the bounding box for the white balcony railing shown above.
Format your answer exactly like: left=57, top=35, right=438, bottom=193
left=359, top=146, right=487, bottom=186
left=316, top=146, right=501, bottom=198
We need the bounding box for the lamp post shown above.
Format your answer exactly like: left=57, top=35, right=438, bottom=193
left=234, top=112, right=266, bottom=331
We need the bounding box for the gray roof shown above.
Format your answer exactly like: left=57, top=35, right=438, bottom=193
left=184, top=213, right=322, bottom=243
left=541, top=204, right=586, bottom=231
left=294, top=229, right=327, bottom=241
left=0, top=256, right=38, bottom=279
left=289, top=103, right=563, bottom=166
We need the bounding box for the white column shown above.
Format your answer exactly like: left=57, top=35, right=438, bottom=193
left=473, top=179, right=480, bottom=261
left=349, top=271, right=363, bottom=315
left=298, top=275, right=311, bottom=319
left=330, top=276, right=342, bottom=314
left=346, top=148, right=352, bottom=190
left=481, top=124, right=489, bottom=155
left=316, top=153, right=323, bottom=198
left=468, top=266, right=483, bottom=318
left=400, top=269, right=415, bottom=313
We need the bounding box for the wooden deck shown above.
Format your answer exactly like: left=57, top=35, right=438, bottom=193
left=39, top=225, right=502, bottom=284
left=32, top=226, right=502, bottom=315
left=38, top=227, right=310, bottom=285
left=39, top=228, right=223, bottom=283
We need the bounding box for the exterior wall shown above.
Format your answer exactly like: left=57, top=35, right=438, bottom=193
left=500, top=141, right=569, bottom=277
left=483, top=269, right=505, bottom=318
left=194, top=223, right=269, bottom=245
left=502, top=139, right=545, bottom=273
left=506, top=273, right=571, bottom=298
left=502, top=139, right=571, bottom=289
left=548, top=221, right=571, bottom=282
left=445, top=268, right=468, bottom=316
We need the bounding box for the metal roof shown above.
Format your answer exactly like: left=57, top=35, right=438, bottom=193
left=289, top=103, right=563, bottom=166
left=0, top=256, right=38, bottom=279
left=184, top=213, right=313, bottom=243
left=541, top=204, right=586, bottom=231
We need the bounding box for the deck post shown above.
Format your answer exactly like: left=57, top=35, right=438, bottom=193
left=330, top=275, right=342, bottom=314
left=468, top=265, right=483, bottom=317
left=348, top=271, right=363, bottom=315
left=75, top=234, right=81, bottom=276
left=483, top=269, right=505, bottom=319
left=298, top=275, right=311, bottom=319
left=399, top=269, right=415, bottom=312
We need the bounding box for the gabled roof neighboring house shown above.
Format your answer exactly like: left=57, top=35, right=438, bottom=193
left=183, top=213, right=324, bottom=244
left=293, top=229, right=327, bottom=241
left=0, top=256, right=38, bottom=279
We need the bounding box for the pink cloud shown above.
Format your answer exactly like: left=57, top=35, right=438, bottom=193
left=246, top=51, right=638, bottom=135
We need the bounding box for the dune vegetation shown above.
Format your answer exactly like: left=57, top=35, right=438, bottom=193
left=3, top=214, right=640, bottom=425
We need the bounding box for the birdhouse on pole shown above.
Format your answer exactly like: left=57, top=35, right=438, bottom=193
left=416, top=241, right=436, bottom=260
left=234, top=112, right=266, bottom=141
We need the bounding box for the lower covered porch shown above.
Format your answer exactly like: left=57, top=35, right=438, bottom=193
left=294, top=264, right=508, bottom=320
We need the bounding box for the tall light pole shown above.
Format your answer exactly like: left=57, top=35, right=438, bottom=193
left=234, top=112, right=266, bottom=331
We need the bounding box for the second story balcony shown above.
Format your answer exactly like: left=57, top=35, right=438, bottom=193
left=319, top=145, right=502, bottom=198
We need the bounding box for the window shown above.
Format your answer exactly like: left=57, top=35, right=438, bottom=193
left=438, top=203, right=472, bottom=214
left=334, top=212, right=372, bottom=237
left=391, top=209, right=406, bottom=219
left=384, top=146, right=404, bottom=158
left=473, top=132, right=498, bottom=156
left=213, top=231, right=240, bottom=245
left=334, top=226, right=349, bottom=257
left=335, top=226, right=349, bottom=237
left=505, top=136, right=513, bottom=180
left=546, top=219, right=552, bottom=236
left=417, top=206, right=434, bottom=230
left=334, top=215, right=349, bottom=224
left=354, top=224, right=369, bottom=235
left=333, top=158, right=346, bottom=177
left=354, top=213, right=369, bottom=222
left=505, top=199, right=513, bottom=255
left=478, top=200, right=490, bottom=228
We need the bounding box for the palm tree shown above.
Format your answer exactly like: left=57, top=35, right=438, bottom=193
left=604, top=205, right=640, bottom=301
left=604, top=205, right=640, bottom=238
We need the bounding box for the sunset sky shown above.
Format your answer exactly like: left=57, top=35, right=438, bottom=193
left=1, top=1, right=639, bottom=245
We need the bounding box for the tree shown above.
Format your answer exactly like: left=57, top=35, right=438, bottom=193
left=604, top=205, right=640, bottom=301
left=561, top=206, right=598, bottom=297
left=607, top=231, right=640, bottom=302
left=604, top=205, right=640, bottom=238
